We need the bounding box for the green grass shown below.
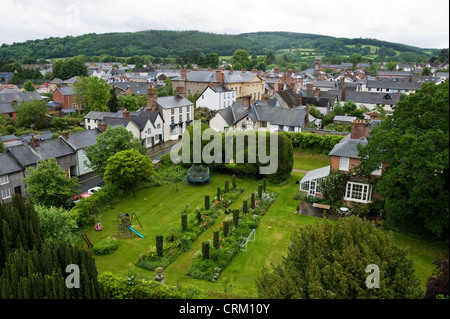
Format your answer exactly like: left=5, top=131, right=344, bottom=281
left=86, top=153, right=448, bottom=298
left=293, top=151, right=330, bottom=171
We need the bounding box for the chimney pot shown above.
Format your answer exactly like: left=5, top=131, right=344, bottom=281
left=30, top=135, right=40, bottom=148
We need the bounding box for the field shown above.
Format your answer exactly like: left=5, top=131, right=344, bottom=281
left=86, top=152, right=448, bottom=297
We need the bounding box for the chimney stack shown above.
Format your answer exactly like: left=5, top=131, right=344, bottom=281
left=243, top=95, right=251, bottom=108
left=274, top=67, right=280, bottom=76
left=341, top=85, right=346, bottom=101
left=209, top=81, right=214, bottom=88
left=176, top=86, right=185, bottom=97
left=62, top=130, right=69, bottom=140
left=252, top=69, right=258, bottom=73
left=314, top=87, right=320, bottom=97
left=306, top=82, right=313, bottom=92
left=295, top=97, right=302, bottom=107
left=147, top=85, right=157, bottom=109
left=98, top=122, right=107, bottom=133
left=216, top=69, right=224, bottom=85
left=30, top=135, right=40, bottom=148
left=181, top=69, right=187, bottom=80
left=123, top=109, right=130, bottom=118
left=350, top=119, right=370, bottom=140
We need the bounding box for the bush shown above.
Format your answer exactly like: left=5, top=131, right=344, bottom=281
left=283, top=132, right=344, bottom=154
left=93, top=237, right=118, bottom=255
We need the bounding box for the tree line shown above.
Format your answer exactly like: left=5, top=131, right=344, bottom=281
left=0, top=30, right=433, bottom=61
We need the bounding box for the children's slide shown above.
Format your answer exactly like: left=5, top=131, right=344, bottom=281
left=129, top=226, right=144, bottom=238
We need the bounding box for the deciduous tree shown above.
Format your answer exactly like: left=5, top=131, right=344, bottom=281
left=23, top=159, right=79, bottom=208
left=358, top=80, right=449, bottom=241
left=103, top=149, right=154, bottom=197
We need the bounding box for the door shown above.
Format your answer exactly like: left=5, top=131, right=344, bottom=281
left=14, top=186, right=21, bottom=195
left=309, top=180, right=316, bottom=196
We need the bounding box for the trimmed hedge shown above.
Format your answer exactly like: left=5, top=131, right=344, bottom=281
left=283, top=132, right=345, bottom=154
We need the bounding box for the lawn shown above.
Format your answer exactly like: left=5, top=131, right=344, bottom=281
left=293, top=151, right=330, bottom=171
left=86, top=152, right=448, bottom=298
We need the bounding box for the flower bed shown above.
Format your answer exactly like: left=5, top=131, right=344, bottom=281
left=186, top=191, right=277, bottom=281
left=135, top=182, right=244, bottom=272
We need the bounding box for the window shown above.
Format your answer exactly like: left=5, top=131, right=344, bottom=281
left=344, top=182, right=373, bottom=203
left=179, top=107, right=182, bottom=113
left=171, top=109, right=175, bottom=115
left=171, top=116, right=175, bottom=125
left=83, top=161, right=89, bottom=169
left=187, top=112, right=190, bottom=121
left=339, top=157, right=350, bottom=171
left=261, top=121, right=267, bottom=128
left=1, top=188, right=11, bottom=200
left=241, top=123, right=247, bottom=130
left=0, top=175, right=9, bottom=185
left=179, top=114, right=182, bottom=122
left=157, top=123, right=161, bottom=129
left=146, top=128, right=151, bottom=134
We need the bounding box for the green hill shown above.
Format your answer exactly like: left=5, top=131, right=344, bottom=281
left=0, top=30, right=431, bottom=61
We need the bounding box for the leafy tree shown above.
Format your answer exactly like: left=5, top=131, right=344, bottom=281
left=320, top=169, right=349, bottom=207
left=266, top=52, right=276, bottom=65
left=104, top=149, right=154, bottom=197
left=256, top=217, right=423, bottom=299
left=15, top=99, right=48, bottom=129
left=74, top=76, right=111, bottom=112
left=23, top=80, right=36, bottom=92
left=358, top=81, right=449, bottom=242
left=52, top=56, right=88, bottom=80
left=86, top=125, right=146, bottom=176
left=232, top=49, right=250, bottom=70
left=34, top=204, right=78, bottom=245
left=23, top=158, right=79, bottom=208
left=0, top=140, right=5, bottom=153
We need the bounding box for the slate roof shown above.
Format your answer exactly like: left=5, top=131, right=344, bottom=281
left=173, top=70, right=262, bottom=84
left=112, top=82, right=150, bottom=95
left=328, top=120, right=380, bottom=158
left=7, top=144, right=42, bottom=167
left=156, top=95, right=193, bottom=109
left=217, top=100, right=308, bottom=128
left=329, top=134, right=367, bottom=158
left=0, top=151, right=23, bottom=175
left=334, top=115, right=357, bottom=123
left=0, top=91, right=41, bottom=103
left=343, top=91, right=401, bottom=105
left=60, top=129, right=101, bottom=150
left=34, top=138, right=75, bottom=160
left=367, top=79, right=422, bottom=90
left=56, top=87, right=75, bottom=96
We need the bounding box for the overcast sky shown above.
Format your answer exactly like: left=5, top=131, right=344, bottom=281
left=1, top=0, right=448, bottom=49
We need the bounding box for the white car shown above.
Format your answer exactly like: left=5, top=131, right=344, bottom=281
left=88, top=186, right=101, bottom=195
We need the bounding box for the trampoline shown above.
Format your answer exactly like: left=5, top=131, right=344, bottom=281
left=186, top=165, right=210, bottom=186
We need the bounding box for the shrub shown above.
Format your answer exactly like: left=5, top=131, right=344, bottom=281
left=93, top=237, right=118, bottom=255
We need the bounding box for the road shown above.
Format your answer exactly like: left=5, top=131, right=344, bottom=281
left=76, top=140, right=181, bottom=193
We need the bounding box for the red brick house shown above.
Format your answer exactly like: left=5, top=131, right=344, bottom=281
left=300, top=119, right=385, bottom=206
left=52, top=86, right=80, bottom=110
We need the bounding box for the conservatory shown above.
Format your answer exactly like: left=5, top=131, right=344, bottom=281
left=299, top=166, right=330, bottom=197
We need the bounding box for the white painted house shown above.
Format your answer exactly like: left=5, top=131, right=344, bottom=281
left=196, top=84, right=236, bottom=110
left=153, top=95, right=194, bottom=142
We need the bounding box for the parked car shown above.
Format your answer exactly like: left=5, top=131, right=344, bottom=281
left=88, top=186, right=101, bottom=195
left=72, top=192, right=91, bottom=205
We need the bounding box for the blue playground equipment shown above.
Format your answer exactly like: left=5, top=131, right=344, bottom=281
left=186, top=165, right=210, bottom=186
left=129, top=226, right=144, bottom=238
